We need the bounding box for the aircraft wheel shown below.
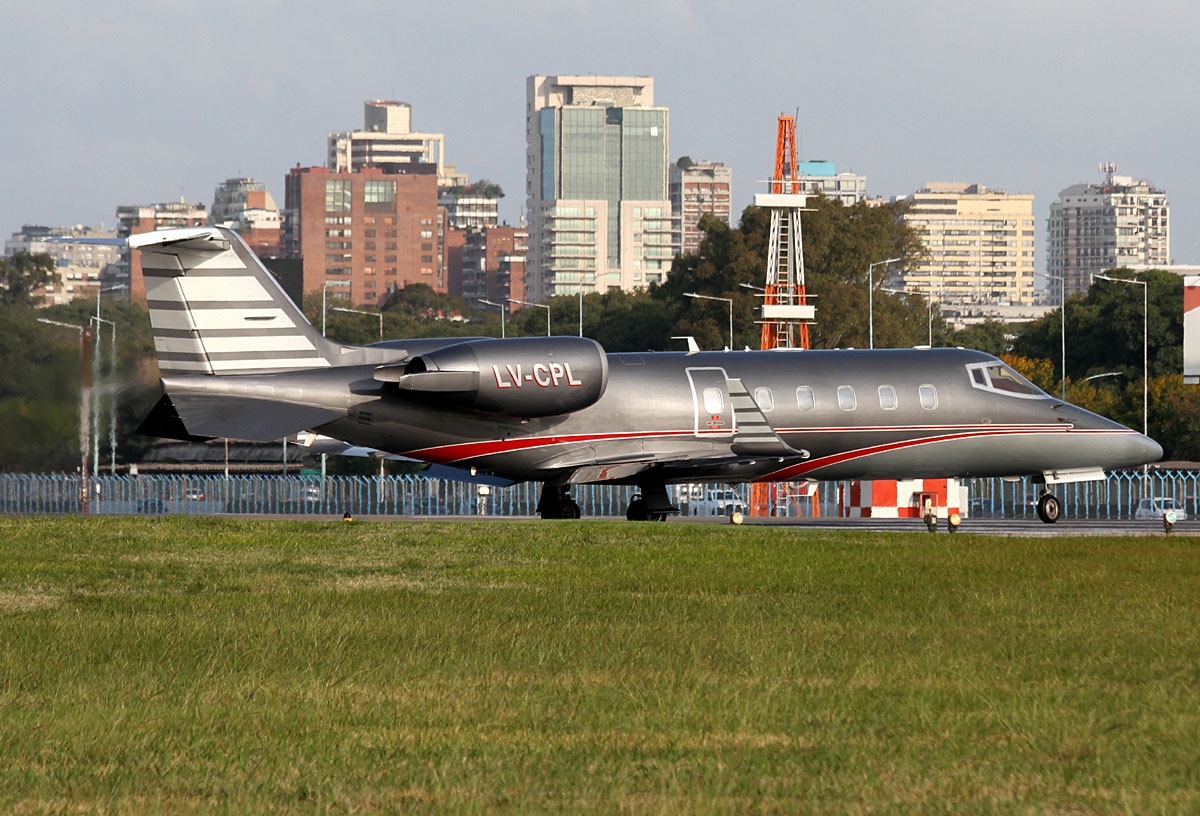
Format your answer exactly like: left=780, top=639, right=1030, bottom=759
left=1037, top=493, right=1061, bottom=524
left=559, top=501, right=582, bottom=520
left=626, top=497, right=649, bottom=521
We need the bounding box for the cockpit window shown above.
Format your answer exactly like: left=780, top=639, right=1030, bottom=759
left=967, top=362, right=1045, bottom=399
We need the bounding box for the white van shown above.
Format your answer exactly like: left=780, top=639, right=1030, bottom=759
left=679, top=486, right=746, bottom=516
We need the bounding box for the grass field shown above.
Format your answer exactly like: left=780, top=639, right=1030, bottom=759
left=1, top=516, right=1198, bottom=814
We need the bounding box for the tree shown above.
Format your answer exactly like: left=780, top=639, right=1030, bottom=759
left=0, top=251, right=55, bottom=307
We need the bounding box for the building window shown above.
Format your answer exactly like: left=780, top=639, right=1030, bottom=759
left=325, top=180, right=351, bottom=213
left=364, top=180, right=396, bottom=204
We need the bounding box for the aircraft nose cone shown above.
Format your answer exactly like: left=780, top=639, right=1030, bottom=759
left=1134, top=433, right=1164, bottom=465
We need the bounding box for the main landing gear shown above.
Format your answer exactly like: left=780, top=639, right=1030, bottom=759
left=537, top=482, right=680, bottom=521
left=1036, top=490, right=1062, bottom=524
left=537, top=485, right=581, bottom=519
left=625, top=483, right=678, bottom=522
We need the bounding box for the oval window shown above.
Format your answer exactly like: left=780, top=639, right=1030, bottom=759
left=837, top=385, right=857, bottom=412
left=919, top=384, right=938, bottom=410
left=703, top=387, right=724, bottom=415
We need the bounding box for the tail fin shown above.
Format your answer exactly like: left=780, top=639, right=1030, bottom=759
left=131, top=226, right=341, bottom=376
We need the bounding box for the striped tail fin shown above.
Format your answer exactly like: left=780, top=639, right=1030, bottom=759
left=131, top=226, right=341, bottom=376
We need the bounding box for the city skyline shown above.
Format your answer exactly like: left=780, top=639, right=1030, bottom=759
left=3, top=0, right=1197, bottom=272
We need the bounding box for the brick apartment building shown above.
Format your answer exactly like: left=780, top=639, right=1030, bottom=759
left=283, top=165, right=441, bottom=306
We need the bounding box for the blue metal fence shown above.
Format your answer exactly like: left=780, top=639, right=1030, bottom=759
left=0, top=471, right=1194, bottom=519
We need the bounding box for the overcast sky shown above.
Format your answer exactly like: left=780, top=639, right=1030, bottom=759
left=4, top=0, right=1197, bottom=269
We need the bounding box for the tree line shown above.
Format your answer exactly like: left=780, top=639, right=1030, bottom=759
left=2, top=196, right=1197, bottom=472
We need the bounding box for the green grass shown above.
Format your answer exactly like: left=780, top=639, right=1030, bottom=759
left=1, top=516, right=1198, bottom=814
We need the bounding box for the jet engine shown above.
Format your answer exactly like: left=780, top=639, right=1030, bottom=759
left=376, top=336, right=609, bottom=418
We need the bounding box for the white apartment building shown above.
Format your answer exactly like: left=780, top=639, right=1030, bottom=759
left=901, top=183, right=1038, bottom=323
left=525, top=75, right=675, bottom=301
left=1047, top=164, right=1170, bottom=299
left=795, top=161, right=867, bottom=206
left=5, top=224, right=122, bottom=306
left=329, top=100, right=462, bottom=187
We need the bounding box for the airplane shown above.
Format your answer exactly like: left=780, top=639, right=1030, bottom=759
left=133, top=226, right=1163, bottom=523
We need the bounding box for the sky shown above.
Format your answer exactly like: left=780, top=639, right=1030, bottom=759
left=3, top=0, right=1198, bottom=270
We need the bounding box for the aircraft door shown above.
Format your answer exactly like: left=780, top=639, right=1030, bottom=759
left=686, top=367, right=735, bottom=439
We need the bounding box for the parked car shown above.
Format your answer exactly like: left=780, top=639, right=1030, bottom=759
left=1133, top=497, right=1188, bottom=520
left=679, top=487, right=746, bottom=517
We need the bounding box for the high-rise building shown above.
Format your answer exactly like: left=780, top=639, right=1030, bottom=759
left=669, top=159, right=731, bottom=256
left=1047, top=164, right=1170, bottom=299
left=795, top=161, right=867, bottom=206
left=901, top=183, right=1037, bottom=322
left=118, top=200, right=208, bottom=301
left=211, top=177, right=282, bottom=255
left=329, top=100, right=466, bottom=188
left=525, top=75, right=675, bottom=301
left=283, top=165, right=440, bottom=305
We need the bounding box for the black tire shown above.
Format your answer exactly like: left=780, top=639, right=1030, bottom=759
left=626, top=497, right=649, bottom=521
left=560, top=501, right=582, bottom=520
left=1037, top=493, right=1061, bottom=524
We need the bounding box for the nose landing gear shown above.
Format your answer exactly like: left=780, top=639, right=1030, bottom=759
left=1036, top=491, right=1061, bottom=524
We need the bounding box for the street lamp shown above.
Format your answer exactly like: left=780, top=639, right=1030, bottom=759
left=684, top=292, right=734, bottom=349
left=1034, top=271, right=1067, bottom=400
left=322, top=280, right=351, bottom=335
left=881, top=285, right=936, bottom=347
left=507, top=298, right=551, bottom=336
left=1092, top=273, right=1148, bottom=437
left=91, top=316, right=117, bottom=475
left=37, top=318, right=93, bottom=512
left=477, top=299, right=506, bottom=338
left=331, top=306, right=384, bottom=342
left=867, top=257, right=901, bottom=349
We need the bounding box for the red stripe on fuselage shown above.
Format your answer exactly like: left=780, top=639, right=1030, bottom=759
left=403, top=423, right=1078, bottom=467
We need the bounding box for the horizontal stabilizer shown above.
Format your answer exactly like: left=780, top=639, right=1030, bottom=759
left=166, top=391, right=346, bottom=442
left=136, top=394, right=215, bottom=443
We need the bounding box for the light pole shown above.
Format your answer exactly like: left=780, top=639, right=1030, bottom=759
left=867, top=257, right=900, bottom=349
left=684, top=292, right=734, bottom=349
left=91, top=316, right=117, bottom=475
left=507, top=298, right=551, bottom=336
left=37, top=318, right=92, bottom=512
left=1092, top=273, right=1148, bottom=437
left=1034, top=271, right=1067, bottom=399
left=478, top=299, right=506, bottom=338
left=578, top=272, right=622, bottom=337
left=322, top=280, right=351, bottom=335
left=331, top=306, right=383, bottom=342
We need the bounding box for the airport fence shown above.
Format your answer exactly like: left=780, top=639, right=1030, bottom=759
left=0, top=470, right=1196, bottom=520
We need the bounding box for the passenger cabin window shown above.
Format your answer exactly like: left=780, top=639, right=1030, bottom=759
left=878, top=385, right=898, bottom=411
left=919, top=384, right=938, bottom=410
left=703, top=387, right=724, bottom=415
left=966, top=362, right=1044, bottom=398
left=837, top=385, right=857, bottom=411
left=796, top=386, right=816, bottom=412
left=754, top=387, right=774, bottom=412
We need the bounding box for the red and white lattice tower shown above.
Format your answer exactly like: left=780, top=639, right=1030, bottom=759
left=750, top=116, right=816, bottom=516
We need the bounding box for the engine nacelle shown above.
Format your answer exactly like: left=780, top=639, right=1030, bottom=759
left=377, top=336, right=609, bottom=418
